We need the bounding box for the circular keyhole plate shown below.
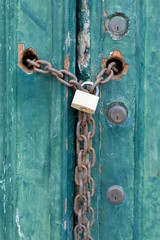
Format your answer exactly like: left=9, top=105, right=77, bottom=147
left=107, top=185, right=125, bottom=205
left=106, top=102, right=128, bottom=125
left=108, top=13, right=129, bottom=40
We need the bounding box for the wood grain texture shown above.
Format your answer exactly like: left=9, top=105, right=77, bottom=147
left=140, top=1, right=160, bottom=239
left=0, top=0, right=76, bottom=239
left=1, top=0, right=160, bottom=239
left=89, top=0, right=136, bottom=239
left=77, top=0, right=136, bottom=239
left=89, top=1, right=160, bottom=239
left=99, top=1, right=136, bottom=239
left=0, top=1, right=7, bottom=239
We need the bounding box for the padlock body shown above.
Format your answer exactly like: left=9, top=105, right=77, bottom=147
left=71, top=90, right=99, bottom=114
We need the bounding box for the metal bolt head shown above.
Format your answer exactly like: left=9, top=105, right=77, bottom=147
left=108, top=13, right=129, bottom=40
left=107, top=185, right=125, bottom=205
left=106, top=102, right=128, bottom=125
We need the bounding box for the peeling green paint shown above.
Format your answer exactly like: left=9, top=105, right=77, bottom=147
left=77, top=0, right=90, bottom=78
left=0, top=1, right=160, bottom=239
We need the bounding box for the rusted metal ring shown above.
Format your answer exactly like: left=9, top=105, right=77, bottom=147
left=78, top=209, right=83, bottom=228
left=100, top=69, right=114, bottom=84
left=74, top=224, right=87, bottom=239
left=79, top=180, right=84, bottom=199
left=26, top=59, right=40, bottom=68
left=89, top=177, right=95, bottom=196
left=33, top=60, right=52, bottom=74
left=55, top=69, right=78, bottom=88
left=77, top=150, right=83, bottom=165
left=74, top=194, right=87, bottom=215
left=76, top=135, right=88, bottom=155
left=87, top=117, right=95, bottom=138
left=87, top=207, right=94, bottom=227
left=75, top=165, right=88, bottom=185
left=88, top=147, right=96, bottom=167
left=108, top=62, right=118, bottom=73
left=87, top=161, right=91, bottom=179
left=46, top=66, right=64, bottom=78
left=87, top=191, right=91, bottom=209
left=60, top=69, right=78, bottom=81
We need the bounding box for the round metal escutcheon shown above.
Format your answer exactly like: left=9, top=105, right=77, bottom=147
left=108, top=13, right=129, bottom=40
left=106, top=102, right=128, bottom=125
left=107, top=185, right=125, bottom=205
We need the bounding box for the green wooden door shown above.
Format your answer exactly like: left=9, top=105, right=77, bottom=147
left=0, top=0, right=160, bottom=240
left=0, top=1, right=76, bottom=239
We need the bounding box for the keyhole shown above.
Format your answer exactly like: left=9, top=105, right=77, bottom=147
left=114, top=195, right=117, bottom=201
left=116, top=115, right=119, bottom=120
left=117, top=25, right=119, bottom=31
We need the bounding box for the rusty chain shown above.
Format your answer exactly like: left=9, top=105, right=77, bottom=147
left=26, top=58, right=117, bottom=93
left=27, top=57, right=117, bottom=240
left=74, top=111, right=96, bottom=240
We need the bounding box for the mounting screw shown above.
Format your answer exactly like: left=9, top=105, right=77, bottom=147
left=108, top=13, right=129, bottom=40
left=107, top=185, right=125, bottom=205
left=106, top=102, right=128, bottom=125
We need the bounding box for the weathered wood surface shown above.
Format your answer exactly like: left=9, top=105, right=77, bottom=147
left=78, top=0, right=160, bottom=239
left=0, top=0, right=76, bottom=239
left=0, top=0, right=160, bottom=239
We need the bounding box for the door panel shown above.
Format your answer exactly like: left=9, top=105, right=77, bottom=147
left=97, top=2, right=135, bottom=240
left=88, top=1, right=160, bottom=239
left=0, top=0, right=76, bottom=239
left=77, top=1, right=136, bottom=239
left=141, top=1, right=160, bottom=239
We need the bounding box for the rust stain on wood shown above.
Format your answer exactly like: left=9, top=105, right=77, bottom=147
left=64, top=53, right=70, bottom=70
left=100, top=123, right=103, bottom=150
left=18, top=44, right=39, bottom=74
left=99, top=163, right=103, bottom=174
left=102, top=50, right=129, bottom=80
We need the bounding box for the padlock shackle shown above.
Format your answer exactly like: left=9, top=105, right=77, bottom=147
left=81, top=81, right=99, bottom=96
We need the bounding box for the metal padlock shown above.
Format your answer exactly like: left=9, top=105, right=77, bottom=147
left=71, top=82, right=99, bottom=114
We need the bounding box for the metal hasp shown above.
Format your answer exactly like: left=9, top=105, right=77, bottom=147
left=107, top=185, right=125, bottom=205
left=106, top=102, right=128, bottom=125
left=108, top=13, right=129, bottom=40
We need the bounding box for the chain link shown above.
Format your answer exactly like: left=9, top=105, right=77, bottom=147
left=26, top=57, right=117, bottom=240
left=74, top=112, right=96, bottom=240
left=26, top=58, right=117, bottom=93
